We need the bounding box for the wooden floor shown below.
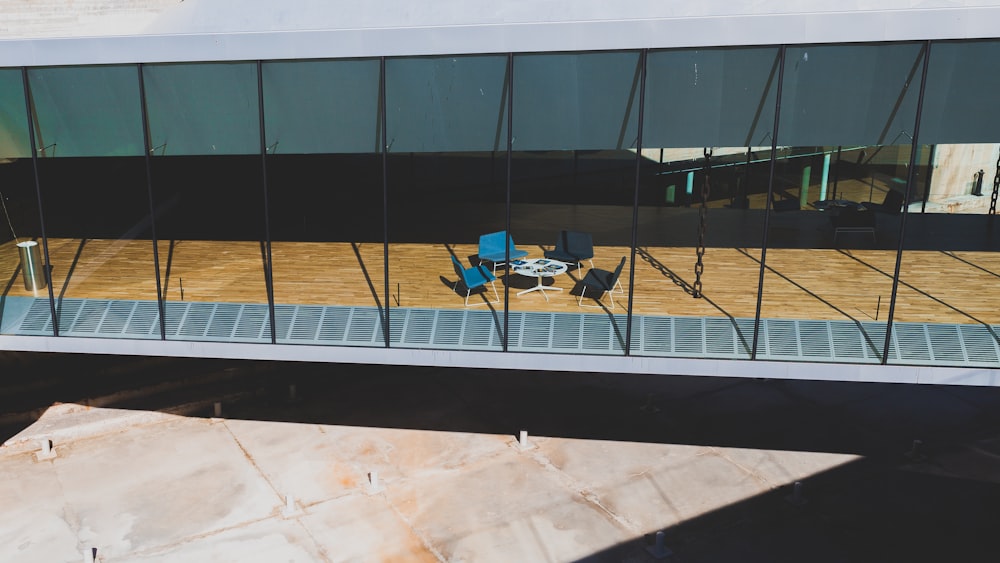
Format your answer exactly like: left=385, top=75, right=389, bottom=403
left=1, top=237, right=998, bottom=326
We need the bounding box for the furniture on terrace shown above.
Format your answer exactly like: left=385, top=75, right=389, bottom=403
left=451, top=255, right=500, bottom=306
left=511, top=258, right=568, bottom=301
left=578, top=256, right=626, bottom=309
left=867, top=189, right=905, bottom=215
left=544, top=230, right=594, bottom=270
left=478, top=231, right=529, bottom=274
left=831, top=207, right=876, bottom=244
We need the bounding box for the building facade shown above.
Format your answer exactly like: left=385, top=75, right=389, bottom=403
left=0, top=1, right=998, bottom=385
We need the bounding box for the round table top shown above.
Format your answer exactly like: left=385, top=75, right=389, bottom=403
left=511, top=258, right=568, bottom=277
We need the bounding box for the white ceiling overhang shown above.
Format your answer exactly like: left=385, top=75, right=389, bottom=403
left=1, top=0, right=1000, bottom=67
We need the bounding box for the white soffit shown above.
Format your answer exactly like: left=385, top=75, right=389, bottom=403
left=1, top=0, right=1000, bottom=66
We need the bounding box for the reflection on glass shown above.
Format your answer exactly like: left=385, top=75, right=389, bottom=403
left=386, top=55, right=507, bottom=351
left=756, top=43, right=924, bottom=364
left=0, top=69, right=49, bottom=335
left=144, top=63, right=269, bottom=343
left=28, top=65, right=158, bottom=339
left=263, top=59, right=386, bottom=347
left=509, top=51, right=640, bottom=356
left=634, top=47, right=780, bottom=359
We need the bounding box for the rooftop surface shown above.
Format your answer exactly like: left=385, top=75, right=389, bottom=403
left=3, top=361, right=1000, bottom=561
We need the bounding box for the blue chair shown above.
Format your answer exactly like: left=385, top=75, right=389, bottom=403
left=578, top=257, right=626, bottom=309
left=544, top=230, right=594, bottom=270
left=451, top=255, right=500, bottom=306
left=478, top=231, right=529, bottom=274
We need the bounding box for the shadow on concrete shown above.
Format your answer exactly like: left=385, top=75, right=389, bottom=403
left=2, top=354, right=1000, bottom=561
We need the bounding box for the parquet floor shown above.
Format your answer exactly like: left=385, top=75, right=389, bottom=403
left=1, top=237, right=997, bottom=326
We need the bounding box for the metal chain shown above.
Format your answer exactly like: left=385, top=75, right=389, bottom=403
left=693, top=148, right=712, bottom=298
left=990, top=151, right=999, bottom=215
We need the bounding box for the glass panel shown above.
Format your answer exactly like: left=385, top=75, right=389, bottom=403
left=263, top=59, right=380, bottom=154
left=635, top=47, right=780, bottom=359
left=513, top=51, right=641, bottom=151
left=264, top=59, right=385, bottom=347
left=386, top=55, right=507, bottom=351
left=23, top=65, right=158, bottom=339
left=143, top=62, right=260, bottom=156
left=144, top=63, right=269, bottom=343
left=889, top=39, right=1000, bottom=367
left=758, top=43, right=924, bottom=365
left=0, top=68, right=31, bottom=159
left=28, top=65, right=144, bottom=157
left=509, top=51, right=640, bottom=356
left=0, top=69, right=47, bottom=334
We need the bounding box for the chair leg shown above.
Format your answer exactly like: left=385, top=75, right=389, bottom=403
left=614, top=279, right=624, bottom=294
left=490, top=281, right=500, bottom=304
left=578, top=286, right=606, bottom=308
left=588, top=259, right=595, bottom=269
left=464, top=289, right=471, bottom=306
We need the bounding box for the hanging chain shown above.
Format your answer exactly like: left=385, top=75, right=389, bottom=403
left=693, top=148, right=712, bottom=298
left=990, top=151, right=999, bottom=215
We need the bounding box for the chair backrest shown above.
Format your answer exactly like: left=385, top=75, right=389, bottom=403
left=608, top=256, right=626, bottom=288
left=478, top=231, right=507, bottom=254
left=564, top=230, right=594, bottom=256
left=880, top=189, right=905, bottom=215
left=451, top=255, right=469, bottom=283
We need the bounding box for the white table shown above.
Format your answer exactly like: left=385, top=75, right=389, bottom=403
left=511, top=258, right=568, bottom=301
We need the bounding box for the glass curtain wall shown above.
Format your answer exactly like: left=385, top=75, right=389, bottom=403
left=262, top=59, right=386, bottom=347
left=635, top=46, right=779, bottom=360
left=891, top=40, right=1000, bottom=367
left=0, top=68, right=46, bottom=335
left=759, top=42, right=924, bottom=364
left=385, top=55, right=508, bottom=351
left=27, top=65, right=159, bottom=339
left=142, top=62, right=271, bottom=343
left=509, top=51, right=639, bottom=355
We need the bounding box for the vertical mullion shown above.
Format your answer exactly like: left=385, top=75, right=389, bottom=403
left=503, top=53, right=513, bottom=352
left=625, top=49, right=647, bottom=356
left=380, top=56, right=391, bottom=348
left=882, top=41, right=932, bottom=364
left=137, top=63, right=167, bottom=340
left=256, top=60, right=277, bottom=343
left=20, top=67, right=59, bottom=337
left=751, top=46, right=787, bottom=359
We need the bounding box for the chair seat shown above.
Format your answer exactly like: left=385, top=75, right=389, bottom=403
left=480, top=248, right=528, bottom=262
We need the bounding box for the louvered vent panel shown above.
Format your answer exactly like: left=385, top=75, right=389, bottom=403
left=346, top=308, right=380, bottom=343
left=611, top=315, right=627, bottom=352
left=581, top=315, right=610, bottom=352
left=273, top=305, right=296, bottom=340
left=861, top=322, right=889, bottom=361
left=552, top=314, right=581, bottom=349
left=178, top=303, right=212, bottom=337
left=521, top=312, right=552, bottom=349
left=893, top=323, right=932, bottom=361
left=705, top=318, right=735, bottom=356
left=19, top=299, right=53, bottom=332
left=125, top=302, right=160, bottom=336
left=640, top=316, right=672, bottom=354
left=55, top=300, right=83, bottom=332
left=206, top=304, right=241, bottom=339
left=387, top=309, right=407, bottom=344
left=675, top=317, right=705, bottom=354
left=432, top=310, right=465, bottom=346
left=961, top=325, right=999, bottom=363
left=318, top=307, right=350, bottom=342
left=462, top=311, right=499, bottom=349
left=799, top=320, right=832, bottom=358
left=290, top=306, right=323, bottom=341
left=401, top=309, right=434, bottom=345
left=734, top=319, right=756, bottom=357
left=163, top=302, right=188, bottom=336
left=96, top=301, right=133, bottom=335
left=234, top=305, right=269, bottom=340
left=831, top=322, right=866, bottom=360
left=764, top=319, right=798, bottom=357
left=926, top=324, right=965, bottom=363
left=72, top=300, right=110, bottom=333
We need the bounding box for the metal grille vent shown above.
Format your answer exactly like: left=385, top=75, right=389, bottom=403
left=7, top=298, right=1000, bottom=367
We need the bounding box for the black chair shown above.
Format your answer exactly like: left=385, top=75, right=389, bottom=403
left=578, top=256, right=626, bottom=309
left=868, top=189, right=904, bottom=215
left=544, top=230, right=594, bottom=270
